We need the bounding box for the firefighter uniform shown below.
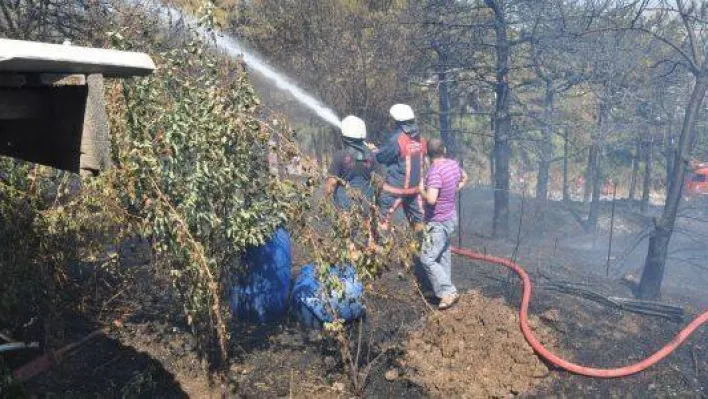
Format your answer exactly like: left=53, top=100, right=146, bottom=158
left=375, top=104, right=426, bottom=230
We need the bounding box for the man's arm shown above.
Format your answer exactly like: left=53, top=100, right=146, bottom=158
left=324, top=176, right=338, bottom=197
left=422, top=186, right=439, bottom=206
left=458, top=169, right=468, bottom=191
left=420, top=170, right=441, bottom=206
left=325, top=152, right=343, bottom=196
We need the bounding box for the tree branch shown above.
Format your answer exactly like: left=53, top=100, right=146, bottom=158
left=676, top=0, right=701, bottom=66
left=584, top=26, right=699, bottom=74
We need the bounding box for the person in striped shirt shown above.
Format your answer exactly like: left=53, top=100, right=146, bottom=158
left=418, top=138, right=467, bottom=310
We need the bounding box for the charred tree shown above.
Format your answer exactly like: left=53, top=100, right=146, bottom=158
left=562, top=128, right=569, bottom=202
left=526, top=2, right=583, bottom=206
left=587, top=102, right=608, bottom=232
left=665, top=129, right=676, bottom=192
left=489, top=148, right=495, bottom=186
left=639, top=72, right=708, bottom=300
left=630, top=0, right=708, bottom=300
left=640, top=136, right=653, bottom=214
left=536, top=80, right=554, bottom=203
left=435, top=48, right=456, bottom=157
left=587, top=144, right=603, bottom=232
left=487, top=0, right=512, bottom=239
left=629, top=137, right=640, bottom=201
left=584, top=146, right=596, bottom=203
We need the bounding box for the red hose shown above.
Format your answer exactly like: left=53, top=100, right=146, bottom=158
left=452, top=246, right=708, bottom=378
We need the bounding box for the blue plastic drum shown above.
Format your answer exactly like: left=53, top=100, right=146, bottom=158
left=230, top=227, right=292, bottom=323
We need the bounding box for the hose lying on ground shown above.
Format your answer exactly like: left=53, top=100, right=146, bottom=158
left=452, top=246, right=708, bottom=378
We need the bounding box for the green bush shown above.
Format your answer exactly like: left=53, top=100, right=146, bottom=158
left=107, top=3, right=310, bottom=374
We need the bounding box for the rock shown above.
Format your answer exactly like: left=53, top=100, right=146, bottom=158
left=622, top=271, right=640, bottom=287
left=385, top=368, right=400, bottom=382
left=172, top=345, right=185, bottom=357
left=540, top=309, right=560, bottom=324
left=332, top=382, right=346, bottom=392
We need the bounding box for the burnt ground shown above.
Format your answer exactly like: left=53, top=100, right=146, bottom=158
left=452, top=187, right=708, bottom=397
left=11, top=187, right=708, bottom=397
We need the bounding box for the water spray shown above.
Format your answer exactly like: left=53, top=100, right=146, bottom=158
left=213, top=35, right=342, bottom=128
left=119, top=0, right=342, bottom=128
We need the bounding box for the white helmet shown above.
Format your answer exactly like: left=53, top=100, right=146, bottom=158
left=341, top=115, right=367, bottom=139
left=389, top=104, right=415, bottom=122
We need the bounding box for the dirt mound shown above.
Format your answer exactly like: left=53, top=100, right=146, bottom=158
left=400, top=291, right=553, bottom=397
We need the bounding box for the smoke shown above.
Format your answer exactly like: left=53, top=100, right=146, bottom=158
left=118, top=0, right=342, bottom=128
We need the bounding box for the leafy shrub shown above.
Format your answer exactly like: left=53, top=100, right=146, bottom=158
left=106, top=3, right=311, bottom=375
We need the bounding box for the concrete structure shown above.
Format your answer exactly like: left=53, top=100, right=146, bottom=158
left=0, top=39, right=155, bottom=175
left=0, top=38, right=155, bottom=77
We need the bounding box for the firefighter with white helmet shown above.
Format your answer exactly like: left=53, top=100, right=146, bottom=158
left=324, top=115, right=377, bottom=210
left=371, top=104, right=427, bottom=234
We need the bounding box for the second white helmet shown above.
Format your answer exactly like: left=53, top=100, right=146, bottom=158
left=390, top=104, right=415, bottom=122
left=341, top=115, right=367, bottom=139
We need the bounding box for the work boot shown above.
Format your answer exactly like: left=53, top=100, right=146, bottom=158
left=438, top=292, right=460, bottom=310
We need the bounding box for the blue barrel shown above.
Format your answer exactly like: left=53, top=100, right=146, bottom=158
left=230, top=227, right=292, bottom=323
left=291, top=263, right=365, bottom=328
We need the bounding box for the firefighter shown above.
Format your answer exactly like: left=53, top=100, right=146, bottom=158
left=370, top=104, right=426, bottom=235
left=324, top=115, right=376, bottom=210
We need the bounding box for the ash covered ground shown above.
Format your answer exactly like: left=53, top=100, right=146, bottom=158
left=21, top=187, right=708, bottom=397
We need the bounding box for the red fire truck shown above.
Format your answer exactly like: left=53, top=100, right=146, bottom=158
left=684, top=161, right=708, bottom=199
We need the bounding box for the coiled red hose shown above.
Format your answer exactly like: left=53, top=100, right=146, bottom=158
left=452, top=246, right=708, bottom=378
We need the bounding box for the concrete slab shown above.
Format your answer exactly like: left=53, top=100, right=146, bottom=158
left=0, top=38, right=156, bottom=78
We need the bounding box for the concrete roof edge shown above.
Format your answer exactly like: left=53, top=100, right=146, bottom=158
left=0, top=38, right=156, bottom=78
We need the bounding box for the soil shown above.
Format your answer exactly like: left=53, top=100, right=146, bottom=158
left=401, top=291, right=553, bottom=398
left=453, top=249, right=708, bottom=398
left=9, top=187, right=708, bottom=397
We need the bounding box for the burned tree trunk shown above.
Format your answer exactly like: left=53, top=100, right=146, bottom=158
left=640, top=136, right=654, bottom=214
left=639, top=73, right=708, bottom=300
left=587, top=144, right=602, bottom=232
left=629, top=137, right=640, bottom=201
left=584, top=146, right=596, bottom=203
left=587, top=102, right=607, bottom=232
left=665, top=127, right=676, bottom=192
left=536, top=82, right=554, bottom=203
left=488, top=148, right=495, bottom=185
left=487, top=0, right=511, bottom=239
left=563, top=128, right=569, bottom=202
left=436, top=51, right=455, bottom=157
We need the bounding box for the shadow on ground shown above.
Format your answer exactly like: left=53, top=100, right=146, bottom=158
left=20, top=331, right=188, bottom=398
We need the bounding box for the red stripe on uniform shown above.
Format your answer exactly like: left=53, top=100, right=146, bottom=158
left=383, top=183, right=419, bottom=195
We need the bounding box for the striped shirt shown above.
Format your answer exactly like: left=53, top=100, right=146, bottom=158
left=424, top=158, right=462, bottom=222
